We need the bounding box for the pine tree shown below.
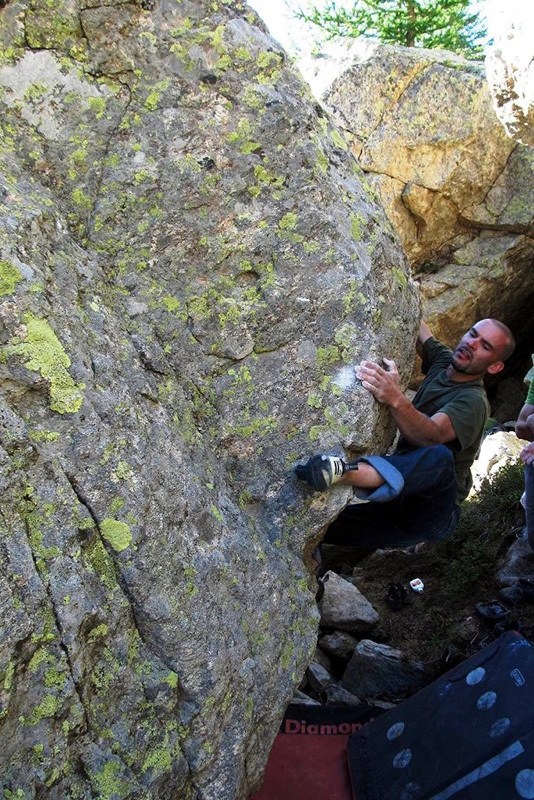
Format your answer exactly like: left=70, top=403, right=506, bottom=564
left=296, top=0, right=487, bottom=57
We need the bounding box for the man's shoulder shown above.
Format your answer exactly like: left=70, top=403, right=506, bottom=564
left=423, top=337, right=451, bottom=357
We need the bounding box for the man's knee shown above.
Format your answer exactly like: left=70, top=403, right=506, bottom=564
left=418, top=443, right=453, bottom=466
left=413, top=444, right=456, bottom=483
left=353, top=455, right=404, bottom=503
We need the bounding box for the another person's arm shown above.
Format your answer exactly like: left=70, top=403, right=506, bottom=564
left=516, top=405, right=534, bottom=443
left=516, top=378, right=534, bottom=442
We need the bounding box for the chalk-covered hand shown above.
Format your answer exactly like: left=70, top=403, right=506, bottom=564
left=355, top=358, right=401, bottom=406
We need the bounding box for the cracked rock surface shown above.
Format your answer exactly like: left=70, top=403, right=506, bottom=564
left=0, top=1, right=418, bottom=798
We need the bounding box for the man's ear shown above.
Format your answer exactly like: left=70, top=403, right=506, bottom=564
left=487, top=361, right=505, bottom=375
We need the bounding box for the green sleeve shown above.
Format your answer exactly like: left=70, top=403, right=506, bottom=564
left=441, top=390, right=489, bottom=451
left=527, top=378, right=534, bottom=406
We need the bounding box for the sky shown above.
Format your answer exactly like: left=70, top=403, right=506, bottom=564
left=247, top=0, right=316, bottom=54
left=245, top=0, right=511, bottom=58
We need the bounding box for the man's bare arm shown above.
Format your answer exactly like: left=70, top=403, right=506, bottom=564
left=387, top=392, right=457, bottom=446
left=417, top=321, right=434, bottom=357
left=516, top=403, right=534, bottom=443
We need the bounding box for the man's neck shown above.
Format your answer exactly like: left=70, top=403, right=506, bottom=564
left=446, top=364, right=484, bottom=383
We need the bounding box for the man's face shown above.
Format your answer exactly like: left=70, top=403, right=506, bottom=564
left=451, top=320, right=508, bottom=377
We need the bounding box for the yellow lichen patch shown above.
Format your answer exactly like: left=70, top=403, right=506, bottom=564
left=5, top=316, right=84, bottom=414
left=100, top=519, right=132, bottom=553
left=0, top=260, right=23, bottom=296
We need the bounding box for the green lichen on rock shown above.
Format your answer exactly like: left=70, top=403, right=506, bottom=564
left=24, top=0, right=86, bottom=59
left=4, top=316, right=84, bottom=413
left=2, top=662, right=15, bottom=701
left=163, top=294, right=180, bottom=312
left=330, top=127, right=348, bottom=150
left=0, top=260, right=23, bottom=296
left=27, top=694, right=60, bottom=726
left=114, top=460, right=133, bottom=481
left=28, top=429, right=60, bottom=443
left=316, top=345, right=340, bottom=367
left=89, top=760, right=128, bottom=800
left=100, top=519, right=132, bottom=553
left=350, top=213, right=364, bottom=242
left=390, top=265, right=409, bottom=290
left=278, top=212, right=297, bottom=230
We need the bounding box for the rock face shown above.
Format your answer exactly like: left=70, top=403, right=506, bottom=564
left=471, top=430, right=526, bottom=494
left=303, top=41, right=534, bottom=347
left=485, top=0, right=534, bottom=147
left=0, top=1, right=418, bottom=798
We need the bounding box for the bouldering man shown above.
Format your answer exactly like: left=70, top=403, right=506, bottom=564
left=296, top=319, right=515, bottom=552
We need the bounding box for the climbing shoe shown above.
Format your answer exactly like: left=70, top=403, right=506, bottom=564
left=384, top=582, right=411, bottom=612
left=295, top=454, right=357, bottom=491
left=475, top=601, right=510, bottom=622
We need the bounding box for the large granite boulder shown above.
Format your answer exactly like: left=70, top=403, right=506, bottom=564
left=301, top=41, right=534, bottom=347
left=0, top=1, right=418, bottom=798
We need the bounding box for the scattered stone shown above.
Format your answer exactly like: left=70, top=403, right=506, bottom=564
left=499, top=578, right=534, bottom=605
left=496, top=536, right=534, bottom=586
left=312, top=646, right=332, bottom=671
left=319, top=630, right=359, bottom=661
left=318, top=571, right=379, bottom=633
left=306, top=661, right=333, bottom=695
left=289, top=691, right=321, bottom=707
left=324, top=683, right=362, bottom=707
left=372, top=699, right=398, bottom=711
left=342, top=639, right=426, bottom=701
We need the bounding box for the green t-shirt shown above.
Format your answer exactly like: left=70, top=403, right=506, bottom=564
left=527, top=377, right=534, bottom=405
left=396, top=338, right=490, bottom=504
